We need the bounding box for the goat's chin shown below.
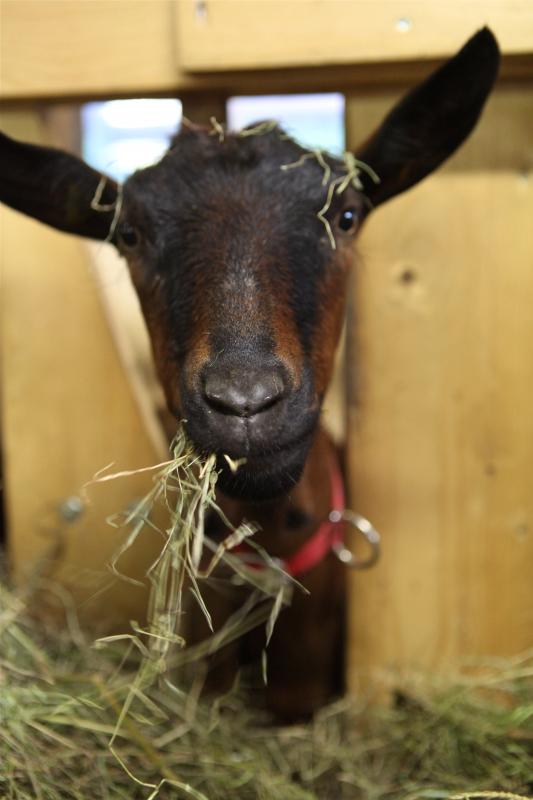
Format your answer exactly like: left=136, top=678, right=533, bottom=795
left=216, top=456, right=306, bottom=503
left=214, top=434, right=314, bottom=503
left=217, top=455, right=305, bottom=503
left=181, top=406, right=319, bottom=502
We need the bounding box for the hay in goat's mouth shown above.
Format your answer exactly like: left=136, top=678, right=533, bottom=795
left=1, top=427, right=532, bottom=799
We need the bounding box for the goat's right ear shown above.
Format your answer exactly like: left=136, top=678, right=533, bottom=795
left=0, top=132, right=118, bottom=240
left=354, top=27, right=500, bottom=209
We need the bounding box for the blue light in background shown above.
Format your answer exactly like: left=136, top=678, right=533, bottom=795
left=81, top=94, right=345, bottom=182
left=227, top=93, right=345, bottom=155
left=81, top=99, right=182, bottom=182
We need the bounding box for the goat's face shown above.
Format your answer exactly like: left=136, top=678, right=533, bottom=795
left=0, top=28, right=499, bottom=501
left=120, top=128, right=358, bottom=499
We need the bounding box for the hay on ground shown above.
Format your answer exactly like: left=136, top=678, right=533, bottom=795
left=1, top=428, right=532, bottom=799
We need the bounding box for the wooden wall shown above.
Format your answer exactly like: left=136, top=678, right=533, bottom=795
left=2, top=0, right=532, bottom=99
left=346, top=84, right=533, bottom=681
left=174, top=0, right=533, bottom=71
left=1, top=0, right=532, bottom=666
left=0, top=112, right=165, bottom=622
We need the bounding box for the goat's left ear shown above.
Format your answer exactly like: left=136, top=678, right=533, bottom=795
left=0, top=132, right=118, bottom=240
left=356, top=27, right=500, bottom=208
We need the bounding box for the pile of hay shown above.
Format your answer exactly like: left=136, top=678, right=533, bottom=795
left=1, top=431, right=532, bottom=799
left=2, top=588, right=532, bottom=799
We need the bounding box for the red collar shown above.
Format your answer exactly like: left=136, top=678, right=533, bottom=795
left=233, top=455, right=346, bottom=578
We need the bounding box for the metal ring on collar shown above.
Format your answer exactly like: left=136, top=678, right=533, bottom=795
left=330, top=509, right=381, bottom=569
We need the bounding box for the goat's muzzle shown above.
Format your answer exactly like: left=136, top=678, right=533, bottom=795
left=181, top=357, right=319, bottom=501
left=203, top=365, right=286, bottom=419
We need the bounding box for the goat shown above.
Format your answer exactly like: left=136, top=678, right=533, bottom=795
left=0, top=29, right=499, bottom=719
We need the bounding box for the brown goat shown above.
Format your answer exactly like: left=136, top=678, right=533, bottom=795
left=0, top=29, right=499, bottom=719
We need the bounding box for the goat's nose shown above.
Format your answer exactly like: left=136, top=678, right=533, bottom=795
left=203, top=368, right=286, bottom=417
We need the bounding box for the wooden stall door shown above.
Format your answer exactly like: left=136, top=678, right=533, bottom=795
left=346, top=84, right=533, bottom=684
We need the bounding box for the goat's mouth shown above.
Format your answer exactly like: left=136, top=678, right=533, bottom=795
left=183, top=418, right=318, bottom=502
left=213, top=429, right=316, bottom=502
left=178, top=372, right=320, bottom=500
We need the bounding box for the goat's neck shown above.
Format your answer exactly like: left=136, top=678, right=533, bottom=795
left=215, top=427, right=335, bottom=560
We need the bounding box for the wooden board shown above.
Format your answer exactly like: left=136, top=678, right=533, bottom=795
left=84, top=243, right=169, bottom=460
left=0, top=0, right=179, bottom=98
left=175, top=0, right=533, bottom=71
left=0, top=110, right=167, bottom=625
left=345, top=85, right=533, bottom=683
left=1, top=1, right=532, bottom=101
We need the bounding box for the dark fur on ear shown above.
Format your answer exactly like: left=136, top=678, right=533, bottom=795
left=356, top=27, right=500, bottom=207
left=0, top=132, right=118, bottom=240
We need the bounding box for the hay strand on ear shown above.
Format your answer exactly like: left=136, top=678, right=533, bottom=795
left=90, top=174, right=123, bottom=242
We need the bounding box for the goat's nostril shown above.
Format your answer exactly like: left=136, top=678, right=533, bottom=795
left=203, top=370, right=285, bottom=417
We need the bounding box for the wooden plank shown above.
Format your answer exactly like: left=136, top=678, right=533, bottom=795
left=175, top=0, right=533, bottom=72
left=1, top=1, right=532, bottom=102
left=0, top=0, right=179, bottom=98
left=0, top=110, right=166, bottom=625
left=84, top=243, right=169, bottom=460
left=345, top=86, right=533, bottom=683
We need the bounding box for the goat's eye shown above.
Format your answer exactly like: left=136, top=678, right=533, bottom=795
left=338, top=208, right=358, bottom=233
left=117, top=224, right=139, bottom=249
